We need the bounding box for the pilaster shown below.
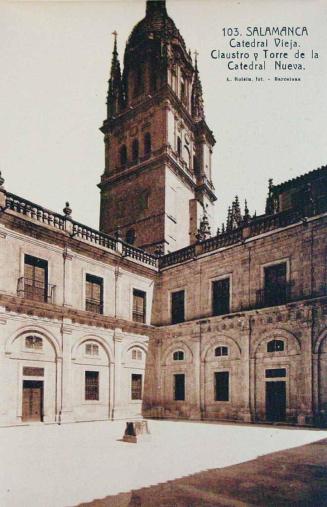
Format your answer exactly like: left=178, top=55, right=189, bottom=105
left=59, top=318, right=74, bottom=423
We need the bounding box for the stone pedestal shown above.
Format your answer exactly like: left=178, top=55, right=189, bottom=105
left=123, top=420, right=151, bottom=443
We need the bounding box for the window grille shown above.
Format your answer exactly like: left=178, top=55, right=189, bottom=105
left=215, top=372, right=229, bottom=401
left=212, top=278, right=230, bottom=316
left=131, top=374, right=142, bottom=400
left=132, top=289, right=146, bottom=323
left=85, top=371, right=99, bottom=400
left=171, top=290, right=185, bottom=324
left=85, top=274, right=103, bottom=314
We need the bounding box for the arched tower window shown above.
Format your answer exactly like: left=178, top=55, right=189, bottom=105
left=173, top=350, right=184, bottom=361
left=267, top=339, right=284, bottom=353
left=150, top=64, right=158, bottom=92
left=181, top=77, right=187, bottom=105
left=132, top=139, right=139, bottom=163
left=133, top=66, right=144, bottom=98
left=119, top=144, right=127, bottom=167
left=144, top=133, right=151, bottom=156
left=185, top=146, right=191, bottom=169
left=215, top=346, right=228, bottom=357
left=177, top=136, right=182, bottom=158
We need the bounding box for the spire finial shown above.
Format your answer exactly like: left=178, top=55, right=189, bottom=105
left=191, top=50, right=205, bottom=121
left=107, top=30, right=122, bottom=119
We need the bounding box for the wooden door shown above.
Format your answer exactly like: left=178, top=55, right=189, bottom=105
left=22, top=380, right=43, bottom=421
left=266, top=381, right=286, bottom=422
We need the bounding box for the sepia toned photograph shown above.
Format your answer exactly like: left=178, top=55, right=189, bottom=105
left=0, top=0, right=327, bottom=505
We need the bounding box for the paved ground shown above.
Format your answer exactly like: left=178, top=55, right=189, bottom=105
left=79, top=438, right=327, bottom=507
left=0, top=420, right=326, bottom=507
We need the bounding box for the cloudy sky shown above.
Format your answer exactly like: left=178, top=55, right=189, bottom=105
left=1, top=0, right=326, bottom=231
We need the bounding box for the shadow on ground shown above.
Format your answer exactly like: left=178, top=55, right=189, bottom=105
left=77, top=438, right=327, bottom=507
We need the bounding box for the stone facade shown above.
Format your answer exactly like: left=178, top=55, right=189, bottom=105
left=0, top=0, right=326, bottom=428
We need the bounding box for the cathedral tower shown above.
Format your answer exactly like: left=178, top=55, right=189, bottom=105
left=99, top=0, right=216, bottom=253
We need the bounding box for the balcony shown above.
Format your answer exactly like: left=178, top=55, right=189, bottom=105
left=255, top=282, right=292, bottom=309
left=85, top=298, right=103, bottom=314
left=17, top=277, right=56, bottom=304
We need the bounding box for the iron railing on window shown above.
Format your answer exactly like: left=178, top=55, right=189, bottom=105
left=17, top=277, right=56, bottom=304
left=255, top=282, right=293, bottom=309
left=85, top=298, right=103, bottom=314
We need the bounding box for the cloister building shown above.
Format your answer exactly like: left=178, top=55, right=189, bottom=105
left=0, top=0, right=326, bottom=427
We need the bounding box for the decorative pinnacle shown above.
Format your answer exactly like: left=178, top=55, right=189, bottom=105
left=112, top=30, right=118, bottom=52
left=0, top=171, right=4, bottom=187
left=63, top=201, right=72, bottom=217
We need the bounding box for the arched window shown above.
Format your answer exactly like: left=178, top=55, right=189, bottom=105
left=267, top=339, right=284, bottom=353
left=177, top=136, right=182, bottom=158
left=25, top=335, right=43, bottom=350
left=215, top=346, right=228, bottom=357
left=132, top=139, right=139, bottom=163
left=181, top=77, right=186, bottom=104
left=144, top=133, right=151, bottom=156
left=173, top=350, right=184, bottom=361
left=184, top=146, right=191, bottom=168
left=85, top=343, right=99, bottom=356
left=126, top=228, right=136, bottom=245
left=150, top=65, right=157, bottom=92
left=131, top=348, right=142, bottom=360
left=119, top=144, right=127, bottom=167
left=133, top=66, right=144, bottom=97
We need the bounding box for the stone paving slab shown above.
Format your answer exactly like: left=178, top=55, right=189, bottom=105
left=79, top=438, right=327, bottom=507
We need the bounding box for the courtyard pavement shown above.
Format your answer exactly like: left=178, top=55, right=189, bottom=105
left=0, top=420, right=326, bottom=507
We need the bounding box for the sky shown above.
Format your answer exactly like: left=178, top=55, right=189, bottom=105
left=1, top=0, right=326, bottom=231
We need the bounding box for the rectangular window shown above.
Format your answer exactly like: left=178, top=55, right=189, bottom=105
left=85, top=274, right=103, bottom=314
left=24, top=254, right=48, bottom=303
left=215, top=371, right=229, bottom=401
left=174, top=374, right=185, bottom=401
left=266, top=368, right=286, bottom=378
left=212, top=278, right=230, bottom=316
left=131, top=374, right=142, bottom=400
left=132, top=289, right=146, bottom=323
left=264, top=263, right=287, bottom=306
left=85, top=371, right=99, bottom=401
left=171, top=290, right=185, bottom=324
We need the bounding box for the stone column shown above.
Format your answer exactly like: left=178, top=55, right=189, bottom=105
left=59, top=318, right=74, bottom=423
left=112, top=328, right=124, bottom=420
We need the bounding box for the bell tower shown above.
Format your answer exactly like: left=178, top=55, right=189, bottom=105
left=99, top=0, right=217, bottom=253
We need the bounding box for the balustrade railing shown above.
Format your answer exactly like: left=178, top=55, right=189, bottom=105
left=159, top=244, right=196, bottom=268
left=202, top=228, right=242, bottom=254
left=122, top=243, right=158, bottom=267
left=72, top=222, right=117, bottom=251
left=6, top=193, right=65, bottom=230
